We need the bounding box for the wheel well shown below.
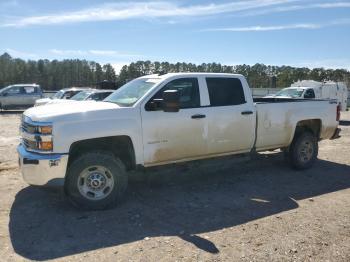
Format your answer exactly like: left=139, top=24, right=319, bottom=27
left=295, top=119, right=321, bottom=139
left=68, top=136, right=136, bottom=171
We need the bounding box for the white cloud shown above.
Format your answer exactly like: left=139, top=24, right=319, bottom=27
left=49, top=49, right=140, bottom=58
left=89, top=50, right=140, bottom=57
left=204, top=18, right=350, bottom=32
left=1, top=0, right=298, bottom=27
left=206, top=23, right=321, bottom=32
left=111, top=62, right=129, bottom=73
left=294, top=59, right=350, bottom=70
left=5, top=48, right=37, bottom=58
left=49, top=49, right=86, bottom=55
left=241, top=1, right=350, bottom=16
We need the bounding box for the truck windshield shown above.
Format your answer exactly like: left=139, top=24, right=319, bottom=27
left=104, top=78, right=161, bottom=106
left=70, top=91, right=93, bottom=101
left=275, top=88, right=304, bottom=98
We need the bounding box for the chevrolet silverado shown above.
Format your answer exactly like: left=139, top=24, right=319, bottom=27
left=18, top=73, right=341, bottom=209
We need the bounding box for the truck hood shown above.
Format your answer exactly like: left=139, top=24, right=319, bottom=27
left=24, top=101, right=121, bottom=122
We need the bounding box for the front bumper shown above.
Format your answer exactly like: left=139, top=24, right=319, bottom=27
left=17, top=144, right=68, bottom=186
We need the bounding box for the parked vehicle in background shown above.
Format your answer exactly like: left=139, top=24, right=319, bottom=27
left=34, top=87, right=91, bottom=107
left=44, top=89, right=113, bottom=105
left=18, top=73, right=341, bottom=210
left=266, top=80, right=348, bottom=111
left=0, top=84, right=43, bottom=110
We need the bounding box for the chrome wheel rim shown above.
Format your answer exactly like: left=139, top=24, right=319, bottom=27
left=77, top=165, right=114, bottom=201
left=298, top=139, right=314, bottom=163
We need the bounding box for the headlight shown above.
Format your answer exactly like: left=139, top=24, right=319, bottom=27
left=21, top=117, right=54, bottom=152
left=38, top=126, right=52, bottom=134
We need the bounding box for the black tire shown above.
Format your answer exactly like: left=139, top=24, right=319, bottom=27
left=287, top=131, right=318, bottom=170
left=65, top=151, right=128, bottom=210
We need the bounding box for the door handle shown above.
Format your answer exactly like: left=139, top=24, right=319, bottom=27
left=241, top=111, right=253, bottom=115
left=191, top=114, right=206, bottom=119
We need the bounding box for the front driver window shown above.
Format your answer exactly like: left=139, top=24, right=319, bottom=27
left=6, top=86, right=22, bottom=95
left=152, top=78, right=200, bottom=109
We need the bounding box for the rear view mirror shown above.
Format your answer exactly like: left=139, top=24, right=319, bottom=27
left=163, top=90, right=180, bottom=112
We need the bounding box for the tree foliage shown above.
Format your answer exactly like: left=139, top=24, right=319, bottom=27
left=1, top=53, right=349, bottom=90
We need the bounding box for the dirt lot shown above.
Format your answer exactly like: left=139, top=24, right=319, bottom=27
left=0, top=111, right=350, bottom=261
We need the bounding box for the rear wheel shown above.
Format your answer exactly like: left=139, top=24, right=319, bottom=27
left=65, top=151, right=128, bottom=210
left=287, top=131, right=318, bottom=170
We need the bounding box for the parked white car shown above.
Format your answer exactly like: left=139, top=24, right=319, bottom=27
left=18, top=73, right=341, bottom=210
left=266, top=80, right=348, bottom=111
left=34, top=87, right=91, bottom=106
left=44, top=89, right=113, bottom=105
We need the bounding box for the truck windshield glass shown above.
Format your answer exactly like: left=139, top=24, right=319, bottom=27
left=53, top=90, right=65, bottom=99
left=275, top=88, right=304, bottom=98
left=104, top=78, right=161, bottom=106
left=71, top=91, right=93, bottom=101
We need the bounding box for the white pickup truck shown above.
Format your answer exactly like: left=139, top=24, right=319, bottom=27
left=18, top=73, right=341, bottom=210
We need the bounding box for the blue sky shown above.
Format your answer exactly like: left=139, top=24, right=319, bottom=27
left=1, top=0, right=350, bottom=72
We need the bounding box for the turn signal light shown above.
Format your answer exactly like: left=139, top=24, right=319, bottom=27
left=39, top=141, right=53, bottom=151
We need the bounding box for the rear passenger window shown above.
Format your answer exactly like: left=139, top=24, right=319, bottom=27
left=206, top=78, right=246, bottom=106
left=304, top=89, right=315, bottom=99
left=23, top=86, right=35, bottom=94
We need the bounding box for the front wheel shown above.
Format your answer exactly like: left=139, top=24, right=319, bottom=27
left=287, top=131, right=318, bottom=170
left=65, top=151, right=128, bottom=210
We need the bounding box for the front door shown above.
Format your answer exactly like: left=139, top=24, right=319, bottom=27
left=141, top=77, right=208, bottom=165
left=2, top=86, right=25, bottom=108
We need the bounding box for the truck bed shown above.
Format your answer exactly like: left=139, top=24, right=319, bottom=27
left=253, top=98, right=338, bottom=152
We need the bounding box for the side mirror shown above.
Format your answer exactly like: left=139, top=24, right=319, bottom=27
left=2, top=92, right=8, bottom=97
left=163, top=90, right=180, bottom=112
left=145, top=98, right=162, bottom=111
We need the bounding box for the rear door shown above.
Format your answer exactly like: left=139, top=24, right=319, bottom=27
left=141, top=77, right=208, bottom=165
left=204, top=77, right=256, bottom=155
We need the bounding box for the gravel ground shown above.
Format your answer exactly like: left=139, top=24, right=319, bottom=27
left=0, top=110, right=349, bottom=261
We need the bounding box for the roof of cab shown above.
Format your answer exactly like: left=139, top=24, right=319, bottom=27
left=139, top=72, right=244, bottom=79
left=10, top=84, right=40, bottom=87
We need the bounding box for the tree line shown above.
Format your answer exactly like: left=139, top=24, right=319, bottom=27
left=1, top=52, right=349, bottom=90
